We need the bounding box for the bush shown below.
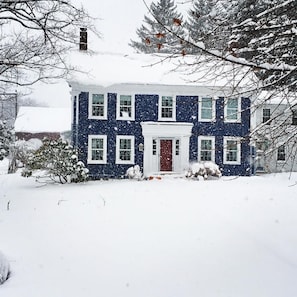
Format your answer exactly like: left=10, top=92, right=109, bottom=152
left=0, top=251, right=10, bottom=285
left=186, top=161, right=222, bottom=180
left=22, top=138, right=88, bottom=184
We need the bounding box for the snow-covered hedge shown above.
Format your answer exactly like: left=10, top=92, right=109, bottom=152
left=186, top=161, right=222, bottom=180
left=125, top=165, right=142, bottom=180
left=0, top=251, right=10, bottom=285
left=22, top=138, right=89, bottom=184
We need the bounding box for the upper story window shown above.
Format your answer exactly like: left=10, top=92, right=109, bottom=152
left=199, top=97, right=215, bottom=121
left=292, top=110, right=297, bottom=125
left=87, top=135, right=107, bottom=164
left=277, top=145, right=285, bottom=161
left=116, top=135, right=135, bottom=164
left=198, top=136, right=215, bottom=162
left=263, top=108, right=271, bottom=124
left=89, top=93, right=107, bottom=119
left=159, top=95, right=176, bottom=121
left=225, top=98, right=241, bottom=122
left=117, top=94, right=135, bottom=120
left=223, top=137, right=241, bottom=165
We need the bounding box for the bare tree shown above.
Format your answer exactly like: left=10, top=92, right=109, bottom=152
left=0, top=0, right=99, bottom=91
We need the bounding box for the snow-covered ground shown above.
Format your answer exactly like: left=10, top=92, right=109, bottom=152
left=1, top=159, right=297, bottom=297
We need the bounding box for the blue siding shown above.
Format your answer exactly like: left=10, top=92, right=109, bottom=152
left=73, top=90, right=252, bottom=179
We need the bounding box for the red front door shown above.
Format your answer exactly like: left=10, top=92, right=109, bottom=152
left=160, top=139, right=172, bottom=171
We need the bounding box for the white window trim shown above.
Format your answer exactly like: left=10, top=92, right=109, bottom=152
left=87, top=135, right=107, bottom=164
left=198, top=97, right=216, bottom=122
left=223, top=137, right=241, bottom=165
left=198, top=136, right=215, bottom=162
left=224, top=98, right=241, bottom=123
left=88, top=93, right=107, bottom=120
left=116, top=94, right=135, bottom=121
left=158, top=95, right=176, bottom=121
left=116, top=135, right=135, bottom=164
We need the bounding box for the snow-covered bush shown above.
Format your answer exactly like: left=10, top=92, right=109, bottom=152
left=8, top=138, right=43, bottom=173
left=0, top=251, right=10, bottom=285
left=126, top=165, right=142, bottom=180
left=22, top=138, right=89, bottom=184
left=0, top=120, right=13, bottom=161
left=186, top=161, right=221, bottom=180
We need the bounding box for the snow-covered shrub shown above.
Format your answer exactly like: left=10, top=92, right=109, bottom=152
left=0, top=120, right=13, bottom=161
left=22, top=138, right=89, bottom=184
left=125, top=165, right=142, bottom=180
left=0, top=251, right=10, bottom=285
left=186, top=161, right=221, bottom=180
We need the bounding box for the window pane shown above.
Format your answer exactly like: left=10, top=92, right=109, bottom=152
left=92, top=94, right=105, bottom=117
left=227, top=98, right=238, bottom=108
left=120, top=139, right=131, bottom=149
left=92, top=138, right=103, bottom=149
left=226, top=140, right=238, bottom=162
left=277, top=145, right=285, bottom=161
left=162, top=96, right=173, bottom=107
left=200, top=139, right=212, bottom=161
left=92, top=94, right=104, bottom=104
left=226, top=98, right=238, bottom=120
left=202, top=98, right=212, bottom=108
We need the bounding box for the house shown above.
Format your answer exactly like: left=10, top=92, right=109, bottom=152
left=251, top=91, right=297, bottom=173
left=15, top=106, right=71, bottom=142
left=69, top=53, right=253, bottom=179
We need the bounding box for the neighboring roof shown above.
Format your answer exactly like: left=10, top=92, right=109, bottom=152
left=15, top=106, right=71, bottom=133
left=67, top=51, right=255, bottom=96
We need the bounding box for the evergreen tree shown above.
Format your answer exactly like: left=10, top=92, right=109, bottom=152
left=22, top=138, right=89, bottom=184
left=186, top=0, right=231, bottom=52
left=130, top=0, right=186, bottom=54
left=0, top=120, right=13, bottom=161
left=228, top=0, right=297, bottom=89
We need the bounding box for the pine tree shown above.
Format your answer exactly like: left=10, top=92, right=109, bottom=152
left=130, top=0, right=186, bottom=54
left=186, top=0, right=231, bottom=52
left=228, top=0, right=297, bottom=89
left=0, top=120, right=13, bottom=161
left=23, top=138, right=89, bottom=184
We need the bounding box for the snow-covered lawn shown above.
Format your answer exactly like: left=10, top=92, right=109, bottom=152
left=1, top=161, right=297, bottom=297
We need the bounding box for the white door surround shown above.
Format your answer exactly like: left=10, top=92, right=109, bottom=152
left=141, top=122, right=193, bottom=176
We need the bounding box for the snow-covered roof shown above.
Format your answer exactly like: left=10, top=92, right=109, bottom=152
left=67, top=51, right=255, bottom=96
left=15, top=106, right=71, bottom=133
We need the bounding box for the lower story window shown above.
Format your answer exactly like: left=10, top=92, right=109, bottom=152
left=223, top=137, right=241, bottom=165
left=116, top=135, right=135, bottom=164
left=88, top=135, right=107, bottom=164
left=198, top=136, right=215, bottom=162
left=277, top=145, right=285, bottom=161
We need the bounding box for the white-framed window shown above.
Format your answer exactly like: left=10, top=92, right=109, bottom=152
left=87, top=135, right=107, bottom=164
left=262, top=108, right=271, bottom=124
left=158, top=95, right=176, bottom=121
left=198, top=136, right=215, bottom=162
left=199, top=97, right=215, bottom=121
left=89, top=93, right=107, bottom=119
left=277, top=145, right=285, bottom=161
left=116, top=94, right=135, bottom=120
left=223, top=137, right=241, bottom=165
left=224, top=98, right=241, bottom=122
left=116, top=135, right=135, bottom=164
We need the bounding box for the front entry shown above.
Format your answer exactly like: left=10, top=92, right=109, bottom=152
left=160, top=139, right=172, bottom=171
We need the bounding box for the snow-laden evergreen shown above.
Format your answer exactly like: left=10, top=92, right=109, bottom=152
left=130, top=0, right=186, bottom=53
left=0, top=120, right=13, bottom=161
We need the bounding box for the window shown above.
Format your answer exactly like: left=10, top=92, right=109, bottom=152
left=225, top=98, right=241, bottom=122
left=87, top=135, right=107, bottom=164
left=152, top=139, right=157, bottom=155
left=263, top=108, right=271, bottom=124
left=292, top=110, right=297, bottom=125
left=277, top=145, right=285, bottom=161
left=223, top=137, right=241, bottom=165
left=117, top=94, right=135, bottom=120
left=175, top=139, right=180, bottom=156
left=159, top=95, right=176, bottom=121
left=79, top=28, right=87, bottom=51
left=199, top=97, right=215, bottom=121
left=116, top=136, right=134, bottom=164
left=198, top=136, right=215, bottom=162
left=89, top=93, right=107, bottom=119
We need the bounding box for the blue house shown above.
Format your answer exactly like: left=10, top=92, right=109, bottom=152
left=69, top=53, right=252, bottom=178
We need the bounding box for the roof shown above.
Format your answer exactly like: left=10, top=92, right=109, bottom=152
left=67, top=51, right=255, bottom=97
left=15, top=106, right=71, bottom=133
